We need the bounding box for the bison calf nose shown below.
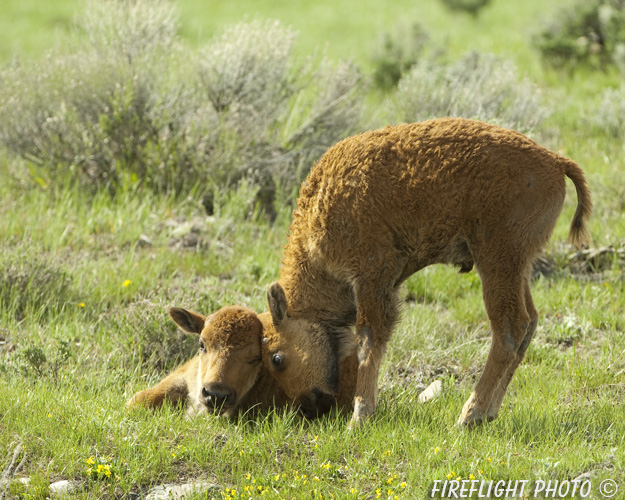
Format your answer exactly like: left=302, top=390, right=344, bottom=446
left=298, top=388, right=336, bottom=420
left=201, top=383, right=235, bottom=411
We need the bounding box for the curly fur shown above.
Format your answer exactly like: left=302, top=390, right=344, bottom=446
left=264, top=118, right=592, bottom=427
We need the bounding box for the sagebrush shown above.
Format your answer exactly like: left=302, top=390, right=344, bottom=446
left=0, top=2, right=365, bottom=205
left=390, top=52, right=547, bottom=134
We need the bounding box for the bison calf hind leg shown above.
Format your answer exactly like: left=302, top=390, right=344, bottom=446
left=485, top=278, right=538, bottom=421
left=458, top=263, right=533, bottom=427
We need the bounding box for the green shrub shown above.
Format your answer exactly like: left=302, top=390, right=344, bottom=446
left=390, top=52, right=547, bottom=133
left=535, top=0, right=625, bottom=72
left=0, top=2, right=365, bottom=204
left=439, top=0, right=491, bottom=17
left=15, top=337, right=74, bottom=379
left=370, top=23, right=431, bottom=90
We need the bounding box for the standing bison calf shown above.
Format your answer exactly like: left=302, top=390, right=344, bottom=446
left=127, top=306, right=357, bottom=418
left=262, top=118, right=592, bottom=428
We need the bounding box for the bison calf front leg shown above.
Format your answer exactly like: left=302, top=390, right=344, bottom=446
left=350, top=285, right=398, bottom=429
left=351, top=325, right=386, bottom=428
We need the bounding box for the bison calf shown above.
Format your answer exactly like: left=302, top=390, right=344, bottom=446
left=127, top=306, right=357, bottom=418
left=262, top=118, right=592, bottom=428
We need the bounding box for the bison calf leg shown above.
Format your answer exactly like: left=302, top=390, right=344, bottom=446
left=350, top=284, right=398, bottom=429
left=351, top=326, right=387, bottom=428
left=486, top=279, right=538, bottom=420
left=127, top=374, right=189, bottom=410
left=458, top=266, right=532, bottom=427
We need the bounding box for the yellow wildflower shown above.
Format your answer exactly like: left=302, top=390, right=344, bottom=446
left=122, top=280, right=131, bottom=287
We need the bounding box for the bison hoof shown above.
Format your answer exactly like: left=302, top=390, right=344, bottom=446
left=457, top=413, right=486, bottom=428
left=348, top=397, right=374, bottom=429
left=457, top=395, right=488, bottom=428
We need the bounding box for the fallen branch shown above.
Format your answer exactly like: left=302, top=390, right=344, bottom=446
left=0, top=443, right=26, bottom=500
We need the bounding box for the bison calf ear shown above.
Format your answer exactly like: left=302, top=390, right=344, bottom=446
left=169, top=307, right=206, bottom=335
left=267, top=282, right=288, bottom=326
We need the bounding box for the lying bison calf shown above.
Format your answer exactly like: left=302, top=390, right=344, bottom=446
left=262, top=118, right=592, bottom=428
left=127, top=306, right=357, bottom=418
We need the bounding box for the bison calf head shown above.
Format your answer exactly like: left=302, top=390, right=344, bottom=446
left=169, top=306, right=263, bottom=416
left=263, top=282, right=354, bottom=419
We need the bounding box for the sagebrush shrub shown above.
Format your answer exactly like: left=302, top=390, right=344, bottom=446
left=390, top=52, right=547, bottom=134
left=76, top=0, right=178, bottom=58
left=594, top=84, right=625, bottom=137
left=197, top=20, right=365, bottom=205
left=0, top=242, right=75, bottom=321
left=0, top=0, right=192, bottom=193
left=0, top=2, right=365, bottom=205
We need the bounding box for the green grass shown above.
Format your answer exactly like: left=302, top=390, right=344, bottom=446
left=1, top=175, right=623, bottom=500
left=1, top=0, right=625, bottom=499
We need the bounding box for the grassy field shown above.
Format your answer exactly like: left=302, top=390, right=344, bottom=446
left=1, top=1, right=625, bottom=499
left=0, top=0, right=568, bottom=68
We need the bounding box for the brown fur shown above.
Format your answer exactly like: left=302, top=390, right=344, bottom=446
left=127, top=306, right=357, bottom=418
left=263, top=118, right=592, bottom=427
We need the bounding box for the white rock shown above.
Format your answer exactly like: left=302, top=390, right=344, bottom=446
left=146, top=481, right=218, bottom=500
left=418, top=379, right=443, bottom=403
left=49, top=480, right=80, bottom=497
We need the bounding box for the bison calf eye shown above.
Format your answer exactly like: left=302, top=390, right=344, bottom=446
left=271, top=352, right=286, bottom=371
left=199, top=340, right=207, bottom=353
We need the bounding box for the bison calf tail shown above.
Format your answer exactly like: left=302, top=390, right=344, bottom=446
left=564, top=160, right=592, bottom=248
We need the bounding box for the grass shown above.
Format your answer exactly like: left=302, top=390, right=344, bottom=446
left=1, top=176, right=623, bottom=500
left=1, top=0, right=570, bottom=69
left=1, top=0, right=625, bottom=499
